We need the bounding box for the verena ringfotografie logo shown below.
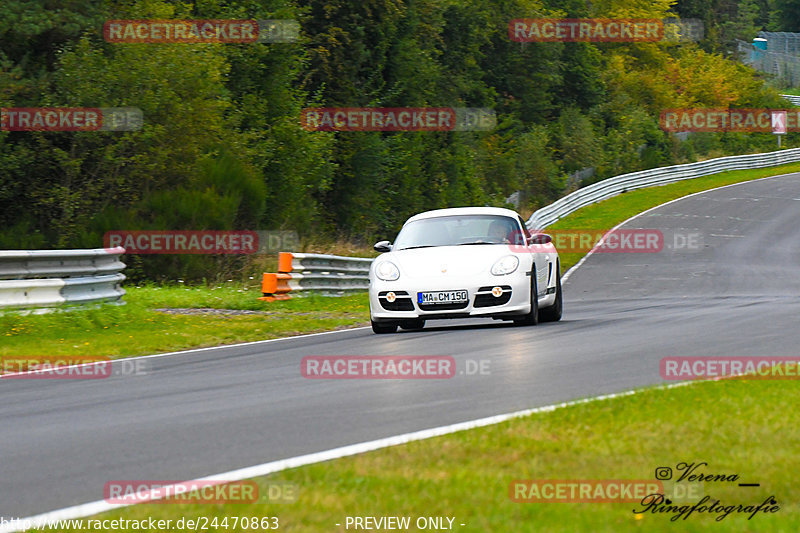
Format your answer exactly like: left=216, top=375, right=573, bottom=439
left=1, top=356, right=146, bottom=379
left=300, top=107, right=496, bottom=132
left=637, top=462, right=778, bottom=522
left=510, top=480, right=663, bottom=503
left=104, top=230, right=258, bottom=254
left=103, top=480, right=297, bottom=504
left=1, top=107, right=142, bottom=131
left=104, top=20, right=299, bottom=43
left=301, top=356, right=456, bottom=379
left=660, top=109, right=800, bottom=132
left=661, top=357, right=800, bottom=380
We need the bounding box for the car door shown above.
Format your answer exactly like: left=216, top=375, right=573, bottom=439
left=518, top=216, right=550, bottom=296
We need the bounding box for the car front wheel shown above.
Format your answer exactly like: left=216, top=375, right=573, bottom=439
left=539, top=265, right=562, bottom=322
left=371, top=319, right=398, bottom=334
left=399, top=319, right=425, bottom=330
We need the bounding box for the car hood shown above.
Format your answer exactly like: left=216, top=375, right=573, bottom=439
left=383, top=245, right=517, bottom=277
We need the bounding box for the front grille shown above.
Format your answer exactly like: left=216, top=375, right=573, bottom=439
left=473, top=285, right=512, bottom=308
left=378, top=290, right=414, bottom=311
left=418, top=301, right=469, bottom=311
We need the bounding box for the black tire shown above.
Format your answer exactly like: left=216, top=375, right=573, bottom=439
left=514, top=269, right=539, bottom=326
left=539, top=265, right=562, bottom=323
left=371, top=319, right=398, bottom=334
left=399, top=319, right=426, bottom=330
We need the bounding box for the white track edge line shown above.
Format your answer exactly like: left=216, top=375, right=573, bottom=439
left=1, top=380, right=696, bottom=532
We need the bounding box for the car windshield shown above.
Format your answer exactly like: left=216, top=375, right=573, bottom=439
left=393, top=214, right=526, bottom=250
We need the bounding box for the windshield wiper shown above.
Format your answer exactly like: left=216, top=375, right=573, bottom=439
left=399, top=245, right=436, bottom=250
left=457, top=241, right=500, bottom=245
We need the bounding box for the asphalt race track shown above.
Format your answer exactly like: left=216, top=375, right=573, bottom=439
left=3, top=173, right=800, bottom=518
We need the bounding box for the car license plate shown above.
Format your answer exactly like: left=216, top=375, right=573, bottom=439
left=418, top=290, right=468, bottom=305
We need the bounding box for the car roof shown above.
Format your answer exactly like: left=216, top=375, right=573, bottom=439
left=404, top=206, right=522, bottom=224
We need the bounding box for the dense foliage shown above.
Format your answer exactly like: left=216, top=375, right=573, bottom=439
left=0, top=0, right=794, bottom=278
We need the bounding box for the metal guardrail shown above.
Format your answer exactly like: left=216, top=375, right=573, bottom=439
left=260, top=252, right=372, bottom=299
left=0, top=247, right=126, bottom=310
left=525, top=147, right=800, bottom=230
left=278, top=251, right=372, bottom=275
left=782, top=94, right=800, bottom=106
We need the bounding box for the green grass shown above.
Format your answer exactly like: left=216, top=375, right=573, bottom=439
left=47, top=379, right=800, bottom=532
left=0, top=284, right=368, bottom=359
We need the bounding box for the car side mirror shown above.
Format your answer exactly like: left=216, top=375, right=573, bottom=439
left=374, top=240, right=393, bottom=252
left=530, top=233, right=552, bottom=245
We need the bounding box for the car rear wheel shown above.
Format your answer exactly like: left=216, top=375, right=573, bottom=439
left=539, top=265, right=562, bottom=322
left=514, top=270, right=538, bottom=326
left=371, top=319, right=398, bottom=334
left=399, top=319, right=425, bottom=330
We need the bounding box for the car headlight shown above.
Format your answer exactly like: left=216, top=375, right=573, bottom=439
left=491, top=255, right=519, bottom=275
left=375, top=261, right=400, bottom=281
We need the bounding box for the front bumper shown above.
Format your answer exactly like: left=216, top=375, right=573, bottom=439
left=369, top=273, right=536, bottom=320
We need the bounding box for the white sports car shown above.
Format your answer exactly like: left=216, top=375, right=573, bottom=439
left=369, top=207, right=562, bottom=333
